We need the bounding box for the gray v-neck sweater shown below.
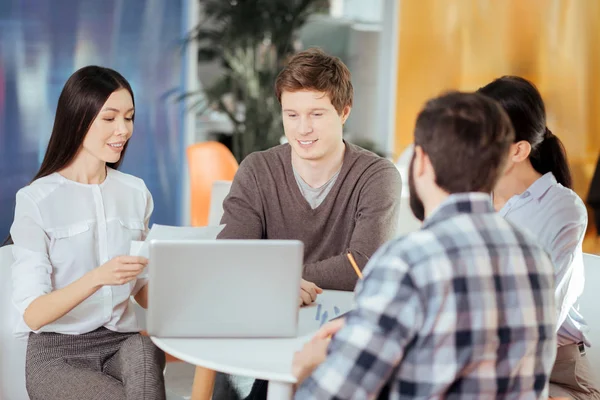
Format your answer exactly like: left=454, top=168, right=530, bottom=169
left=218, top=142, right=402, bottom=291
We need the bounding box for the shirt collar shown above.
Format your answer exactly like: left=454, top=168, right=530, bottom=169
left=524, top=172, right=556, bottom=200
left=498, top=172, right=556, bottom=216
left=422, top=192, right=494, bottom=229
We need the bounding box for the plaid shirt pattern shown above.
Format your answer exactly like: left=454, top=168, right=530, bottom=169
left=296, top=193, right=557, bottom=400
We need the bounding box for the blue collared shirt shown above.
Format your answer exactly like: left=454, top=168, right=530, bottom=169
left=296, top=193, right=557, bottom=399
left=499, top=172, right=589, bottom=346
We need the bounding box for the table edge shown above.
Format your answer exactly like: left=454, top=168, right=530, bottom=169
left=151, top=336, right=298, bottom=384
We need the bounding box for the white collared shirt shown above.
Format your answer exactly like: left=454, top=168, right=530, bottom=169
left=499, top=172, right=589, bottom=346
left=10, top=168, right=152, bottom=338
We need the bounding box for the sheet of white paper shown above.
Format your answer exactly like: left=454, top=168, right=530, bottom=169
left=129, top=224, right=225, bottom=257
left=129, top=241, right=144, bottom=257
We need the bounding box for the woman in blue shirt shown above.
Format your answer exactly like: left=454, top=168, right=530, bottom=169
left=478, top=76, right=599, bottom=400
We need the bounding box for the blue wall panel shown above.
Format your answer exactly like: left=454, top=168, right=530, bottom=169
left=0, top=0, right=186, bottom=236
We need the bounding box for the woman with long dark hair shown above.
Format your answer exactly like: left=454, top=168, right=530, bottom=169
left=478, top=76, right=598, bottom=400
left=9, top=66, right=166, bottom=399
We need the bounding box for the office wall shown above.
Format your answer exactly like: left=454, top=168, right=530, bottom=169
left=393, top=0, right=600, bottom=200
left=0, top=0, right=186, bottom=236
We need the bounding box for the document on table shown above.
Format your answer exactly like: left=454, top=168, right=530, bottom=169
left=129, top=224, right=225, bottom=257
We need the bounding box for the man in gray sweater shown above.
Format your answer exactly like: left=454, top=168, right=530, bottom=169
left=209, top=48, right=402, bottom=399
left=219, top=48, right=402, bottom=297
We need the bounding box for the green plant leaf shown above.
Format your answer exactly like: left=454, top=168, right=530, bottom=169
left=186, top=0, right=330, bottom=161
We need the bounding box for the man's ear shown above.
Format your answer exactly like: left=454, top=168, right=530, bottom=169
left=341, top=105, right=351, bottom=124
left=413, top=145, right=426, bottom=178
left=511, top=141, right=532, bottom=163
left=422, top=151, right=437, bottom=182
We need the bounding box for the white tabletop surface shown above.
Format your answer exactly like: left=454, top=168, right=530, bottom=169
left=151, top=290, right=355, bottom=383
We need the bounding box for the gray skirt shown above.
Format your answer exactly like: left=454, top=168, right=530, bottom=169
left=26, top=327, right=166, bottom=400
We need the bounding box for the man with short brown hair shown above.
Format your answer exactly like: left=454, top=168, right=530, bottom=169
left=211, top=47, right=402, bottom=399
left=219, top=47, right=402, bottom=295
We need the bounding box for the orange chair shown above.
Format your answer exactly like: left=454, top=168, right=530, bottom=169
left=187, top=141, right=239, bottom=227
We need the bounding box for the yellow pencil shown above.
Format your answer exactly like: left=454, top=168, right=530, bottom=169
left=346, top=252, right=363, bottom=279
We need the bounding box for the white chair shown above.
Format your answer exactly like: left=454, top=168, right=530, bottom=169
left=208, top=180, right=232, bottom=227
left=0, top=245, right=29, bottom=400
left=580, top=253, right=600, bottom=381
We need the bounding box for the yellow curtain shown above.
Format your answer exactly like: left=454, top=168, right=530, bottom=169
left=394, top=0, right=600, bottom=199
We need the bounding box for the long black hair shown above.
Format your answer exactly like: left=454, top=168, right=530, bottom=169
left=3, top=66, right=134, bottom=245
left=477, top=76, right=572, bottom=189
left=33, top=65, right=134, bottom=181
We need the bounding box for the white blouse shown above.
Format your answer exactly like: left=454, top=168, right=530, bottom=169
left=499, top=172, right=588, bottom=346
left=10, top=168, right=153, bottom=337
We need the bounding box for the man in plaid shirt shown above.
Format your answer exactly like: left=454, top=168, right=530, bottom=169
left=292, top=92, right=557, bottom=399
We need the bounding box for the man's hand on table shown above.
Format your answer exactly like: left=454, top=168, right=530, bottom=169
left=292, top=318, right=346, bottom=386
left=298, top=279, right=322, bottom=307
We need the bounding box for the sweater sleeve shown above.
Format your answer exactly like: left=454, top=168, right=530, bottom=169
left=303, top=163, right=402, bottom=291
left=218, top=154, right=265, bottom=240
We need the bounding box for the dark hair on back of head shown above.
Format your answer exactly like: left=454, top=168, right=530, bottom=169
left=477, top=76, right=572, bottom=189
left=414, top=91, right=515, bottom=194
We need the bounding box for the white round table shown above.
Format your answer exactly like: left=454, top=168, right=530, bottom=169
left=151, top=290, right=354, bottom=399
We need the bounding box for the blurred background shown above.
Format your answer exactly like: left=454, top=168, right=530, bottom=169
left=0, top=0, right=186, bottom=234
left=1, top=0, right=600, bottom=246
left=2, top=1, right=600, bottom=397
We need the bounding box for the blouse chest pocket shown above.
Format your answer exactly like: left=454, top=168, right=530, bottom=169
left=49, top=222, right=94, bottom=267
left=118, top=219, right=145, bottom=241
left=52, top=222, right=91, bottom=240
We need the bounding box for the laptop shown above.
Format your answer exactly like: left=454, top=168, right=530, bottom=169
left=146, top=239, right=304, bottom=338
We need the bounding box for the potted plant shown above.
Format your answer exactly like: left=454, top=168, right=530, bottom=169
left=189, top=0, right=329, bottom=161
